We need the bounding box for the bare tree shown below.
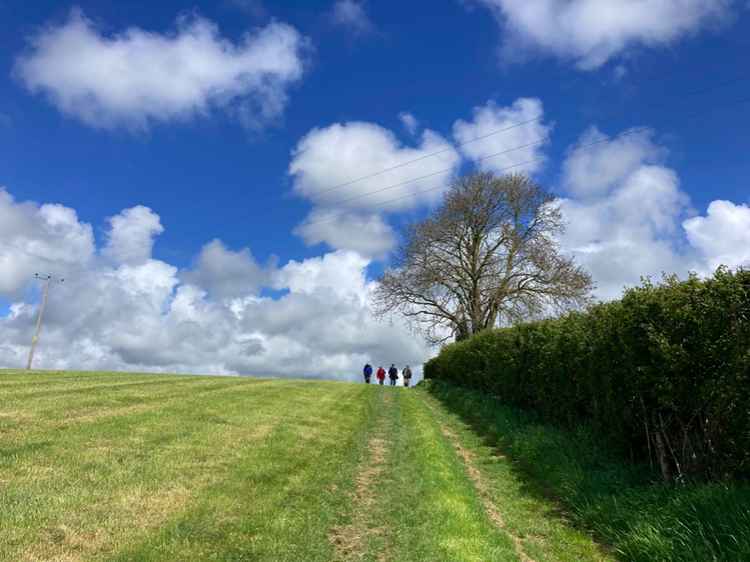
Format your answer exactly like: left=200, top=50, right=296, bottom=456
left=375, top=173, right=593, bottom=344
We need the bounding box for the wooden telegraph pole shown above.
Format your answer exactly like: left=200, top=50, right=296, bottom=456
left=26, top=273, right=63, bottom=371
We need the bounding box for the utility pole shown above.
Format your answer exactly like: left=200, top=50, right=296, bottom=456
left=26, top=273, right=63, bottom=371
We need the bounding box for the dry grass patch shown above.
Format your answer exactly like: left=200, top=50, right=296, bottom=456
left=20, top=486, right=192, bottom=562
left=330, top=435, right=389, bottom=561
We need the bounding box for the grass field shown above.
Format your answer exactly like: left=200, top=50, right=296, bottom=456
left=0, top=370, right=613, bottom=561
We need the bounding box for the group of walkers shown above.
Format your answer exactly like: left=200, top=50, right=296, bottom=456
left=362, top=363, right=413, bottom=387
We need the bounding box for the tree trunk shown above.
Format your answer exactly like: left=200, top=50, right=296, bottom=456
left=455, top=321, right=471, bottom=341
left=653, top=424, right=673, bottom=482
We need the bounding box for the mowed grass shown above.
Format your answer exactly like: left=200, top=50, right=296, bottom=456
left=1, top=370, right=376, bottom=561
left=1, top=370, right=608, bottom=561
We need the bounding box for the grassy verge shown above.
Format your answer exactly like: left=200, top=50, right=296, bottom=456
left=422, top=380, right=750, bottom=562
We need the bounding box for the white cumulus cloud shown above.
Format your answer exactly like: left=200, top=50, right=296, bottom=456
left=294, top=209, right=397, bottom=260
left=103, top=205, right=163, bottom=265
left=289, top=120, right=461, bottom=257
left=0, top=188, right=430, bottom=380
left=289, top=99, right=551, bottom=257
left=290, top=122, right=461, bottom=212
left=452, top=98, right=551, bottom=176
left=684, top=200, right=750, bottom=272
left=0, top=189, right=94, bottom=297
left=476, top=0, right=734, bottom=69
left=562, top=126, right=665, bottom=198
left=559, top=164, right=690, bottom=299
left=182, top=239, right=274, bottom=299
left=15, top=9, right=307, bottom=129
left=556, top=126, right=747, bottom=300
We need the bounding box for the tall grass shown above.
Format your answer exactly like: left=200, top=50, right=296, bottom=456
left=424, top=381, right=750, bottom=562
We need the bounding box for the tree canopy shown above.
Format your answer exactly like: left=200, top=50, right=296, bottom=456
left=375, top=173, right=593, bottom=343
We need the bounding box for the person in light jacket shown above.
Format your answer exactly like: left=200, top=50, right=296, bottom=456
left=402, top=365, right=413, bottom=387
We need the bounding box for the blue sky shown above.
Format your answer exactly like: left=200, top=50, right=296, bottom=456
left=1, top=0, right=749, bottom=378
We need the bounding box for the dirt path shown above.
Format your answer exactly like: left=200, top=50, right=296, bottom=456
left=330, top=390, right=394, bottom=561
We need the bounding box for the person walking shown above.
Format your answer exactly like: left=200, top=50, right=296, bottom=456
left=363, top=363, right=373, bottom=384
left=402, top=365, right=413, bottom=388
left=376, top=366, right=386, bottom=385
left=388, top=364, right=398, bottom=386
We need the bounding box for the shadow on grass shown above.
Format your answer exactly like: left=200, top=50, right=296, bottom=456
left=423, top=381, right=750, bottom=562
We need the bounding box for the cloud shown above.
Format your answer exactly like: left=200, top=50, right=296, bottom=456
left=562, top=126, right=665, bottom=198
left=289, top=99, right=550, bottom=256
left=684, top=200, right=750, bottom=272
left=475, top=0, right=733, bottom=69
left=103, top=205, right=163, bottom=265
left=330, top=0, right=375, bottom=35
left=294, top=209, right=397, bottom=259
left=558, top=164, right=691, bottom=299
left=556, top=126, right=750, bottom=300
left=272, top=250, right=370, bottom=301
left=290, top=122, right=461, bottom=212
left=15, top=9, right=307, bottom=130
left=0, top=189, right=94, bottom=297
left=0, top=188, right=430, bottom=379
left=289, top=118, right=461, bottom=257
left=398, top=111, right=419, bottom=135
left=182, top=239, right=273, bottom=299
left=452, top=98, right=551, bottom=176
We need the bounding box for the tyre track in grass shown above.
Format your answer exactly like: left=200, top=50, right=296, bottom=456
left=422, top=396, right=536, bottom=562
left=419, top=390, right=612, bottom=562
left=330, top=388, right=395, bottom=562
left=440, top=421, right=536, bottom=562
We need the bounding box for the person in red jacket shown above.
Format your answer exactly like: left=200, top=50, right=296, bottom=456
left=376, top=366, right=386, bottom=385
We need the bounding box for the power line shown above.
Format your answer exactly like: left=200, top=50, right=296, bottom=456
left=328, top=135, right=553, bottom=207
left=301, top=94, right=750, bottom=228
left=297, top=73, right=750, bottom=200
left=310, top=115, right=545, bottom=196
left=301, top=127, right=642, bottom=227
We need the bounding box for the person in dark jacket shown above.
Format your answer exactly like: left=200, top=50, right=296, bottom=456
left=363, top=363, right=373, bottom=384
left=388, top=364, right=398, bottom=386
left=402, top=365, right=413, bottom=387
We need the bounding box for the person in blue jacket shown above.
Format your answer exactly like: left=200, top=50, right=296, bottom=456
left=363, top=363, right=373, bottom=384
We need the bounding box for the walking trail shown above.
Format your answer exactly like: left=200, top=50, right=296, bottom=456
left=327, top=386, right=609, bottom=562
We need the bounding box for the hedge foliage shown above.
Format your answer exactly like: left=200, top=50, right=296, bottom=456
left=424, top=268, right=750, bottom=481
